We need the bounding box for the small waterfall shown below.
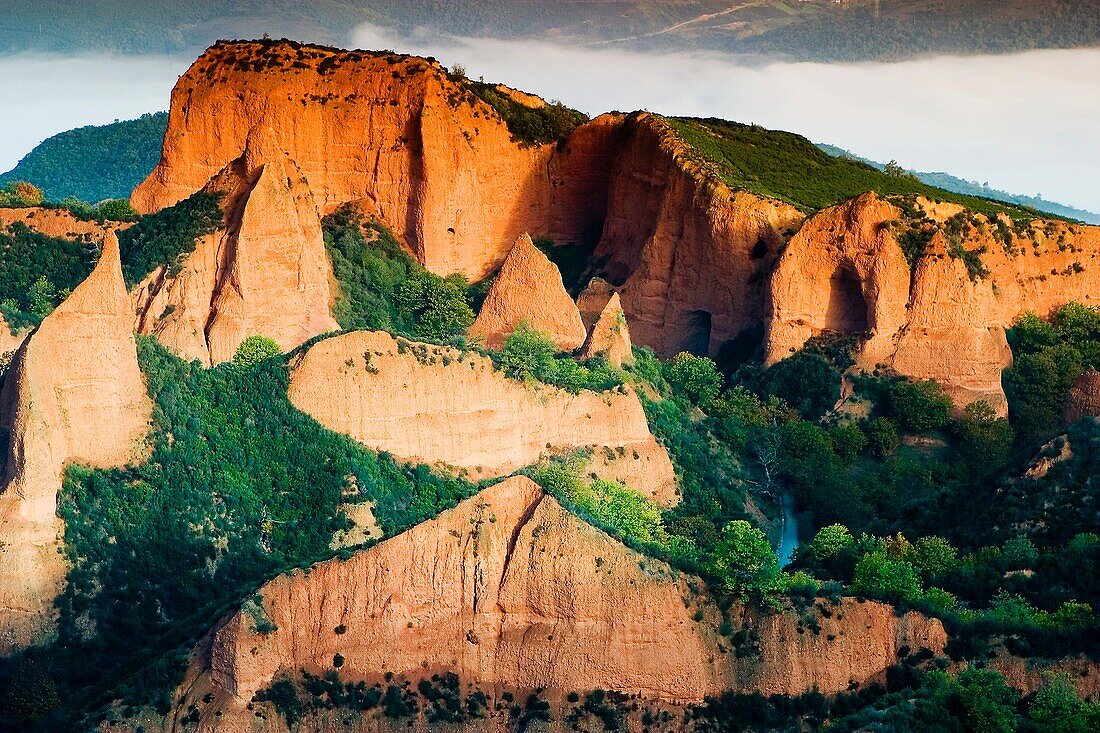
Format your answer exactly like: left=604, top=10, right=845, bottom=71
left=776, top=492, right=799, bottom=568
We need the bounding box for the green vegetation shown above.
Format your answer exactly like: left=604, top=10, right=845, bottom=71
left=498, top=323, right=623, bottom=393
left=0, top=222, right=95, bottom=330
left=0, top=113, right=167, bottom=203
left=668, top=117, right=1051, bottom=220
left=1005, top=303, right=1100, bottom=442
left=117, top=190, right=224, bottom=286
left=232, top=335, right=282, bottom=368
left=5, top=336, right=474, bottom=726
left=325, top=210, right=474, bottom=341
left=461, top=80, right=588, bottom=146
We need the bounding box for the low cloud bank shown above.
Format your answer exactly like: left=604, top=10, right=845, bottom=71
left=1, top=31, right=1096, bottom=212
left=353, top=24, right=1100, bottom=212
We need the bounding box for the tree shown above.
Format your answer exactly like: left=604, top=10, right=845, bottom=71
left=955, top=401, right=1012, bottom=468
left=810, top=524, right=854, bottom=562
left=865, top=416, right=900, bottom=458
left=499, top=322, right=556, bottom=382
left=664, top=352, right=722, bottom=406
left=27, top=276, right=56, bottom=322
left=233, top=335, right=282, bottom=368
left=1029, top=675, right=1092, bottom=733
left=708, top=520, right=782, bottom=599
left=851, top=550, right=922, bottom=603
left=933, top=667, right=1019, bottom=733
left=763, top=351, right=840, bottom=420
left=887, top=379, right=951, bottom=432
left=913, top=536, right=958, bottom=576
left=829, top=423, right=867, bottom=462
left=884, top=160, right=906, bottom=178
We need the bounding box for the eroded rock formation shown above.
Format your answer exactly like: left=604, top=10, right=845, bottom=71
left=580, top=291, right=633, bottom=367
left=1064, top=367, right=1100, bottom=424
left=0, top=206, right=127, bottom=240
left=178, top=478, right=946, bottom=728
left=594, top=114, right=806, bottom=359
left=0, top=231, right=151, bottom=652
left=287, top=331, right=675, bottom=504
left=132, top=41, right=605, bottom=280
left=132, top=125, right=339, bottom=365
left=469, top=233, right=587, bottom=351
left=766, top=193, right=1100, bottom=413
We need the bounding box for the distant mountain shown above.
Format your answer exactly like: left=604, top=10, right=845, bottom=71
left=3, top=0, right=1099, bottom=62
left=0, top=113, right=168, bottom=203
left=816, top=143, right=1100, bottom=225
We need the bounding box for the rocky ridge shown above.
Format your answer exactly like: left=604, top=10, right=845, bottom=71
left=0, top=231, right=150, bottom=652
left=287, top=330, right=677, bottom=505
left=176, top=477, right=947, bottom=729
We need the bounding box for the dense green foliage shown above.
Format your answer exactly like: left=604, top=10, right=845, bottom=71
left=116, top=190, right=224, bottom=286
left=669, top=117, right=1049, bottom=220
left=325, top=211, right=474, bottom=340
left=7, top=337, right=474, bottom=727
left=1005, top=303, right=1100, bottom=442
left=498, top=323, right=624, bottom=393
left=463, top=80, right=589, bottom=146
left=0, top=222, right=95, bottom=330
left=0, top=113, right=167, bottom=202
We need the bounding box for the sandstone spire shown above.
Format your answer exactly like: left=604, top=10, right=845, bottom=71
left=469, top=233, right=587, bottom=351
left=0, top=231, right=151, bottom=652
left=1064, top=367, right=1100, bottom=424
left=132, top=124, right=339, bottom=365
left=580, top=291, right=633, bottom=368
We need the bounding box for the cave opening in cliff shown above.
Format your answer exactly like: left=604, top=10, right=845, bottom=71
left=684, top=310, right=713, bottom=356
left=822, top=264, right=869, bottom=334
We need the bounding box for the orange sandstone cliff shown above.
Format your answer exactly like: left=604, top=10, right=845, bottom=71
left=131, top=125, right=339, bottom=365
left=132, top=40, right=603, bottom=280
left=287, top=330, right=676, bottom=505
left=594, top=114, right=806, bottom=358
left=0, top=232, right=151, bottom=652
left=176, top=478, right=946, bottom=729
left=766, top=193, right=1100, bottom=412
left=469, top=233, right=587, bottom=350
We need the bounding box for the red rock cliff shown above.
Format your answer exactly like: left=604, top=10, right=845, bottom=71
left=0, top=232, right=151, bottom=653
left=131, top=125, right=339, bottom=365
left=766, top=193, right=1100, bottom=413
left=132, top=41, right=604, bottom=280
left=287, top=331, right=676, bottom=505
left=178, top=478, right=945, bottom=729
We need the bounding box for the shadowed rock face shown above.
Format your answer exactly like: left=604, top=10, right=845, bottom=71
left=1064, top=368, right=1100, bottom=424
left=287, top=330, right=677, bottom=505
left=766, top=193, right=1100, bottom=413
left=0, top=232, right=151, bottom=653
left=469, top=233, right=587, bottom=351
left=177, top=478, right=947, bottom=730
left=131, top=125, right=339, bottom=366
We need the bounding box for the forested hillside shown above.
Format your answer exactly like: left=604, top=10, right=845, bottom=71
left=0, top=113, right=167, bottom=203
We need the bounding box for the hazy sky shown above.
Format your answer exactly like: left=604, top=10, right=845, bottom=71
left=1, top=26, right=1098, bottom=211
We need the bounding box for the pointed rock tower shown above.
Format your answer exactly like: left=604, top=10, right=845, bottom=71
left=469, top=233, right=586, bottom=351
left=580, top=291, right=633, bottom=368
left=132, top=124, right=339, bottom=365
left=0, top=231, right=151, bottom=652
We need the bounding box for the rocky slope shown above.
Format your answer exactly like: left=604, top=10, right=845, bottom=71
left=0, top=231, right=150, bottom=653
left=132, top=124, right=339, bottom=365
left=766, top=193, right=1100, bottom=412
left=287, top=331, right=676, bottom=505
left=469, top=233, right=587, bottom=351
left=593, top=113, right=806, bottom=359
left=132, top=40, right=602, bottom=281
left=173, top=477, right=947, bottom=729
left=0, top=206, right=127, bottom=240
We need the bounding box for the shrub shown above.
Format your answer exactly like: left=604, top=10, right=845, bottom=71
left=232, top=335, right=282, bottom=368
left=810, top=525, right=855, bottom=563
left=499, top=322, right=557, bottom=382
left=864, top=417, right=900, bottom=458
left=763, top=350, right=841, bottom=420
left=664, top=352, right=723, bottom=406
left=851, top=551, right=922, bottom=603
left=886, top=379, right=951, bottom=432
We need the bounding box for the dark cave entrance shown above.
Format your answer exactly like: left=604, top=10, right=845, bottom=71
left=684, top=310, right=713, bottom=357
left=822, top=265, right=869, bottom=334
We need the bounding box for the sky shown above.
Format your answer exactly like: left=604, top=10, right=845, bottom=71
left=1, top=25, right=1098, bottom=211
